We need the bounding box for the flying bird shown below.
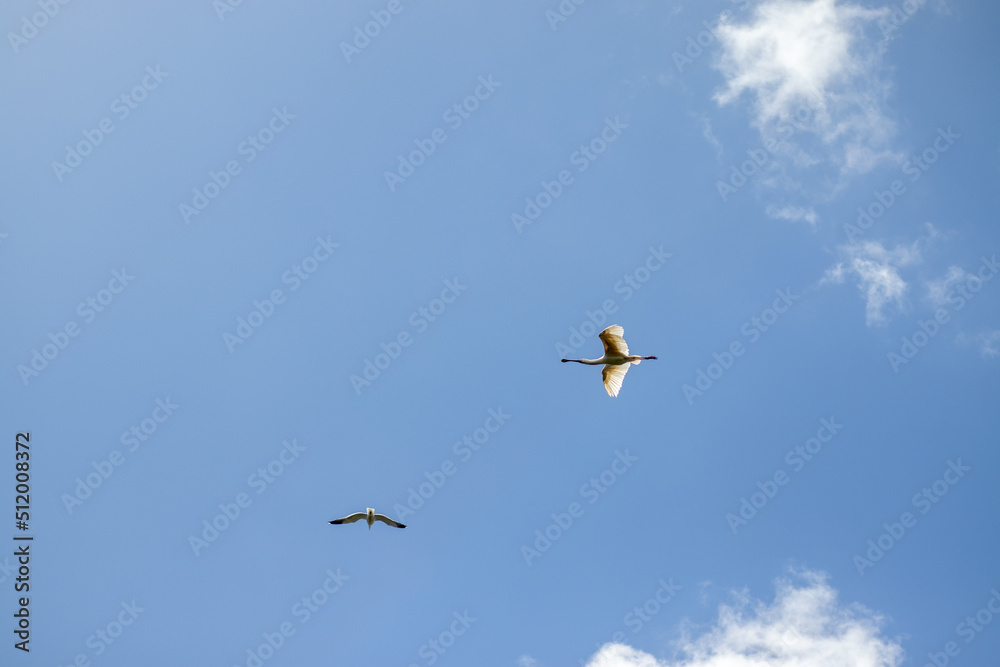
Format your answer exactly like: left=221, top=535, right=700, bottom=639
left=328, top=508, right=406, bottom=529
left=561, top=324, right=657, bottom=397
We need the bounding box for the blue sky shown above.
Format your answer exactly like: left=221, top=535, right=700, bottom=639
left=2, top=0, right=999, bottom=665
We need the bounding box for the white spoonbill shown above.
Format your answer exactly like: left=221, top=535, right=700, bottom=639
left=561, top=324, right=657, bottom=397
left=328, top=508, right=406, bottom=529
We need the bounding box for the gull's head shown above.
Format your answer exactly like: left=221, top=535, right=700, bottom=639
left=366, top=508, right=375, bottom=529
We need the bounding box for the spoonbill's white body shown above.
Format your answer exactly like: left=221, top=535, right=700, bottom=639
left=328, top=508, right=406, bottom=529
left=561, top=324, right=657, bottom=397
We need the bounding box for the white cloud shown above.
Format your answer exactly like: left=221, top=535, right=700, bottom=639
left=713, top=0, right=898, bottom=175
left=766, top=204, right=818, bottom=224
left=585, top=571, right=903, bottom=667
left=696, top=581, right=713, bottom=606
left=977, top=330, right=1000, bottom=358
left=518, top=655, right=539, bottom=667
left=823, top=240, right=922, bottom=325
left=701, top=115, right=723, bottom=156
left=959, top=330, right=1000, bottom=359
left=589, top=644, right=663, bottom=667
left=925, top=265, right=967, bottom=308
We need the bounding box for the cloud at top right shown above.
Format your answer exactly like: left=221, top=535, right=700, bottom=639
left=712, top=0, right=902, bottom=176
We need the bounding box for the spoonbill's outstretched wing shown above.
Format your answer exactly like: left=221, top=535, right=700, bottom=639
left=329, top=512, right=366, bottom=525
left=374, top=513, right=406, bottom=529
left=602, top=363, right=630, bottom=397
left=599, top=325, right=629, bottom=358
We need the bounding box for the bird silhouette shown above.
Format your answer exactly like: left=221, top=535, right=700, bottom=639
left=328, top=508, right=406, bottom=529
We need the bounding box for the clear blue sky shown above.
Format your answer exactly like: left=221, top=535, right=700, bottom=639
left=2, top=1, right=999, bottom=665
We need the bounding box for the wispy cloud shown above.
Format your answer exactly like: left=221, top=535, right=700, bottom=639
left=585, top=571, right=903, bottom=667
left=700, top=115, right=723, bottom=156
left=823, top=239, right=923, bottom=326
left=958, top=330, right=1000, bottom=359
left=766, top=204, right=818, bottom=224
left=713, top=0, right=898, bottom=176
left=925, top=265, right=967, bottom=308
left=977, top=330, right=1000, bottom=358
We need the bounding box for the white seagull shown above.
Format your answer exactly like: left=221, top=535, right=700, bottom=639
left=328, top=508, right=406, bottom=530
left=561, top=324, right=657, bottom=397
